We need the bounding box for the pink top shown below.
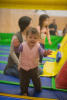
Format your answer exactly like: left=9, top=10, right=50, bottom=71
left=18, top=42, right=45, bottom=71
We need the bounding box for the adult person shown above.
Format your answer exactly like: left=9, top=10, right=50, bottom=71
left=63, top=24, right=67, bottom=36
left=4, top=16, right=32, bottom=77
left=49, top=19, right=57, bottom=35
left=37, top=14, right=52, bottom=63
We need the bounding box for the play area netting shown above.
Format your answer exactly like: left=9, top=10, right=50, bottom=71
left=0, top=33, right=67, bottom=100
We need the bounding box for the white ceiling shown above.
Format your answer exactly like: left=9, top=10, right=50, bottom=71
left=35, top=10, right=67, bottom=17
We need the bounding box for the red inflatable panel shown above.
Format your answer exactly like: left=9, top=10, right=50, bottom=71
left=55, top=60, right=67, bottom=89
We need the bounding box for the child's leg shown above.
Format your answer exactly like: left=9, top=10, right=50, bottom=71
left=30, top=67, right=41, bottom=92
left=19, top=68, right=30, bottom=95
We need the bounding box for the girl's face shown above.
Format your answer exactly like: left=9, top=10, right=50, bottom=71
left=26, top=33, right=39, bottom=48
left=42, top=18, right=49, bottom=27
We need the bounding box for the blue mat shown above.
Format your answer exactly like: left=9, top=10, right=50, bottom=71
left=0, top=74, right=52, bottom=87
left=0, top=45, right=10, bottom=48
left=0, top=52, right=9, bottom=55
left=0, top=83, right=57, bottom=99
left=0, top=56, right=8, bottom=61
left=0, top=63, right=6, bottom=70
left=0, top=83, right=67, bottom=99
left=0, top=48, right=10, bottom=51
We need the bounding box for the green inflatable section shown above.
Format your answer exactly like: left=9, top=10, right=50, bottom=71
left=0, top=33, right=63, bottom=50
left=0, top=33, right=14, bottom=45
left=45, top=35, right=63, bottom=50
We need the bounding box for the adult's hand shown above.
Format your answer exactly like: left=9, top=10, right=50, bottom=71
left=13, top=37, right=20, bottom=47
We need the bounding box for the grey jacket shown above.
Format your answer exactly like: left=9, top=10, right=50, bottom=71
left=6, top=32, right=23, bottom=68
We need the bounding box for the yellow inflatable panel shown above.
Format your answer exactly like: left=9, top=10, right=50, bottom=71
left=41, top=34, right=67, bottom=77
left=48, top=34, right=67, bottom=58
left=41, top=62, right=57, bottom=77
left=0, top=0, right=67, bottom=10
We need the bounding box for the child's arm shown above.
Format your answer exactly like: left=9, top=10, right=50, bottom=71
left=46, top=28, right=52, bottom=45
left=39, top=46, right=52, bottom=57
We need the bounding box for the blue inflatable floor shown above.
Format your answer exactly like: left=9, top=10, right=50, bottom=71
left=0, top=74, right=52, bottom=88
left=0, top=83, right=67, bottom=100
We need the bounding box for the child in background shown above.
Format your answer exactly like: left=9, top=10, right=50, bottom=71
left=18, top=27, right=52, bottom=96
left=37, top=14, right=52, bottom=63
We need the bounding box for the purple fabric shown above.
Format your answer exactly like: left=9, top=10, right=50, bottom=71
left=38, top=46, right=45, bottom=56
left=14, top=44, right=23, bottom=53
left=14, top=47, right=19, bottom=53
left=18, top=44, right=23, bottom=53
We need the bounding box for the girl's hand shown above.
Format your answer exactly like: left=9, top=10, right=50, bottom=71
left=47, top=49, right=52, bottom=55
left=44, top=50, right=52, bottom=56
